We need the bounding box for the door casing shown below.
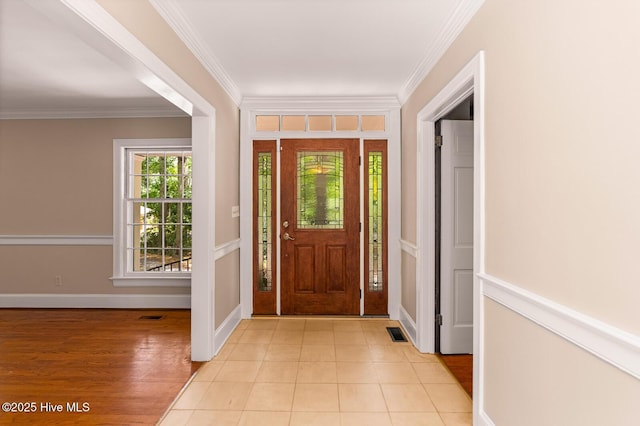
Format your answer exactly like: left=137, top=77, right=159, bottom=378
left=239, top=99, right=401, bottom=319
left=413, top=51, right=485, bottom=423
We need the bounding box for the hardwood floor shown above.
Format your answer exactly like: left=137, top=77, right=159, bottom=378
left=439, top=354, right=473, bottom=397
left=0, top=309, right=200, bottom=425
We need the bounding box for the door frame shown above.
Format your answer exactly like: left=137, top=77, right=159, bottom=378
left=414, top=52, right=485, bottom=421
left=240, top=97, right=401, bottom=318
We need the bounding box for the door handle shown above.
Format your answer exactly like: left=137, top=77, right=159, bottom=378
left=282, top=232, right=296, bottom=241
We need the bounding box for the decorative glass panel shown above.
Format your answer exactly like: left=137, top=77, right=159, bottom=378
left=297, top=151, right=344, bottom=229
left=282, top=115, right=306, bottom=131
left=256, top=115, right=280, bottom=131
left=368, top=152, right=384, bottom=292
left=361, top=115, right=385, bottom=131
left=257, top=153, right=273, bottom=291
left=308, top=115, right=332, bottom=131
left=335, top=115, right=358, bottom=131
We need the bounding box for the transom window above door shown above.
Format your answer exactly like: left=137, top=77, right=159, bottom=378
left=255, top=114, right=385, bottom=132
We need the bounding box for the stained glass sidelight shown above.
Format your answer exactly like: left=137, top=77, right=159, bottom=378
left=257, top=153, right=273, bottom=291
left=297, top=151, right=344, bottom=229
left=368, top=152, right=384, bottom=292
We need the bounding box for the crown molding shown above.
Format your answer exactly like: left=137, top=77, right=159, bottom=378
left=240, top=96, right=400, bottom=112
left=397, top=0, right=485, bottom=104
left=0, top=106, right=188, bottom=120
left=150, top=0, right=243, bottom=106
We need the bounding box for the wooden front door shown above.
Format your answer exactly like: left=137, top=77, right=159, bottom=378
left=280, top=139, right=360, bottom=315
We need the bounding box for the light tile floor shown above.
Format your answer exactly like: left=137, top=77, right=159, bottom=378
left=159, top=318, right=471, bottom=426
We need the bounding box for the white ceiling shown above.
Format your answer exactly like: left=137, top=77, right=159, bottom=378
left=0, top=0, right=481, bottom=118
left=0, top=0, right=186, bottom=118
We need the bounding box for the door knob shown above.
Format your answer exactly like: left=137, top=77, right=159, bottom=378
left=282, top=220, right=289, bottom=228
left=282, top=232, right=296, bottom=241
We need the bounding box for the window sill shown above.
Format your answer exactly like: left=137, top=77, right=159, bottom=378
left=110, top=275, right=191, bottom=288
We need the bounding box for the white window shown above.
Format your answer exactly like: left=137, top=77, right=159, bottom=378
left=112, top=139, right=192, bottom=287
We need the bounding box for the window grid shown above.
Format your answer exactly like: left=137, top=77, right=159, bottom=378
left=126, top=150, right=192, bottom=273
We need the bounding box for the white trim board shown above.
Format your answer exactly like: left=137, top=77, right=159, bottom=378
left=241, top=96, right=400, bottom=111
left=398, top=305, right=417, bottom=347
left=400, top=239, right=418, bottom=258
left=480, top=272, right=640, bottom=380
left=414, top=51, right=486, bottom=426
left=213, top=304, right=242, bottom=356
left=0, top=235, right=113, bottom=246
left=478, top=410, right=496, bottom=426
left=0, top=294, right=190, bottom=309
left=214, top=238, right=241, bottom=261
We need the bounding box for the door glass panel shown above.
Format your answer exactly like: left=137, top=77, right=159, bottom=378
left=257, top=153, right=273, bottom=291
left=368, top=151, right=384, bottom=292
left=297, top=151, right=344, bottom=229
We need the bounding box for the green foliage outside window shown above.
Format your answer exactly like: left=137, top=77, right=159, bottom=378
left=135, top=153, right=192, bottom=270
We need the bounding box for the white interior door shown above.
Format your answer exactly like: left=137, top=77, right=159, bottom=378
left=440, top=119, right=474, bottom=354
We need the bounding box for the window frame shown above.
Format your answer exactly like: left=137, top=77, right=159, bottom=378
left=112, top=138, right=192, bottom=287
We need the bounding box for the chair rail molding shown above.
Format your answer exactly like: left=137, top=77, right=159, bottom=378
left=214, top=238, right=241, bottom=261
left=480, top=272, right=640, bottom=380
left=0, top=235, right=113, bottom=246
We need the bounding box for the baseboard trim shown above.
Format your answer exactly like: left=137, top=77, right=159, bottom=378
left=479, top=272, right=640, bottom=380
left=398, top=305, right=418, bottom=346
left=214, top=304, right=242, bottom=355
left=0, top=294, right=190, bottom=309
left=214, top=238, right=241, bottom=261
left=478, top=409, right=496, bottom=426
left=0, top=235, right=113, bottom=246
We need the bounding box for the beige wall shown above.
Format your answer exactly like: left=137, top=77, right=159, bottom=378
left=484, top=299, right=639, bottom=425
left=401, top=252, right=416, bottom=321
left=215, top=251, right=240, bottom=328
left=402, top=0, right=640, bottom=422
left=0, top=118, right=191, bottom=294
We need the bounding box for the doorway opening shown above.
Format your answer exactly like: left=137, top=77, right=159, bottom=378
left=434, top=96, right=473, bottom=396
left=435, top=97, right=474, bottom=398
left=435, top=96, right=474, bottom=354
left=414, top=51, right=484, bottom=420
